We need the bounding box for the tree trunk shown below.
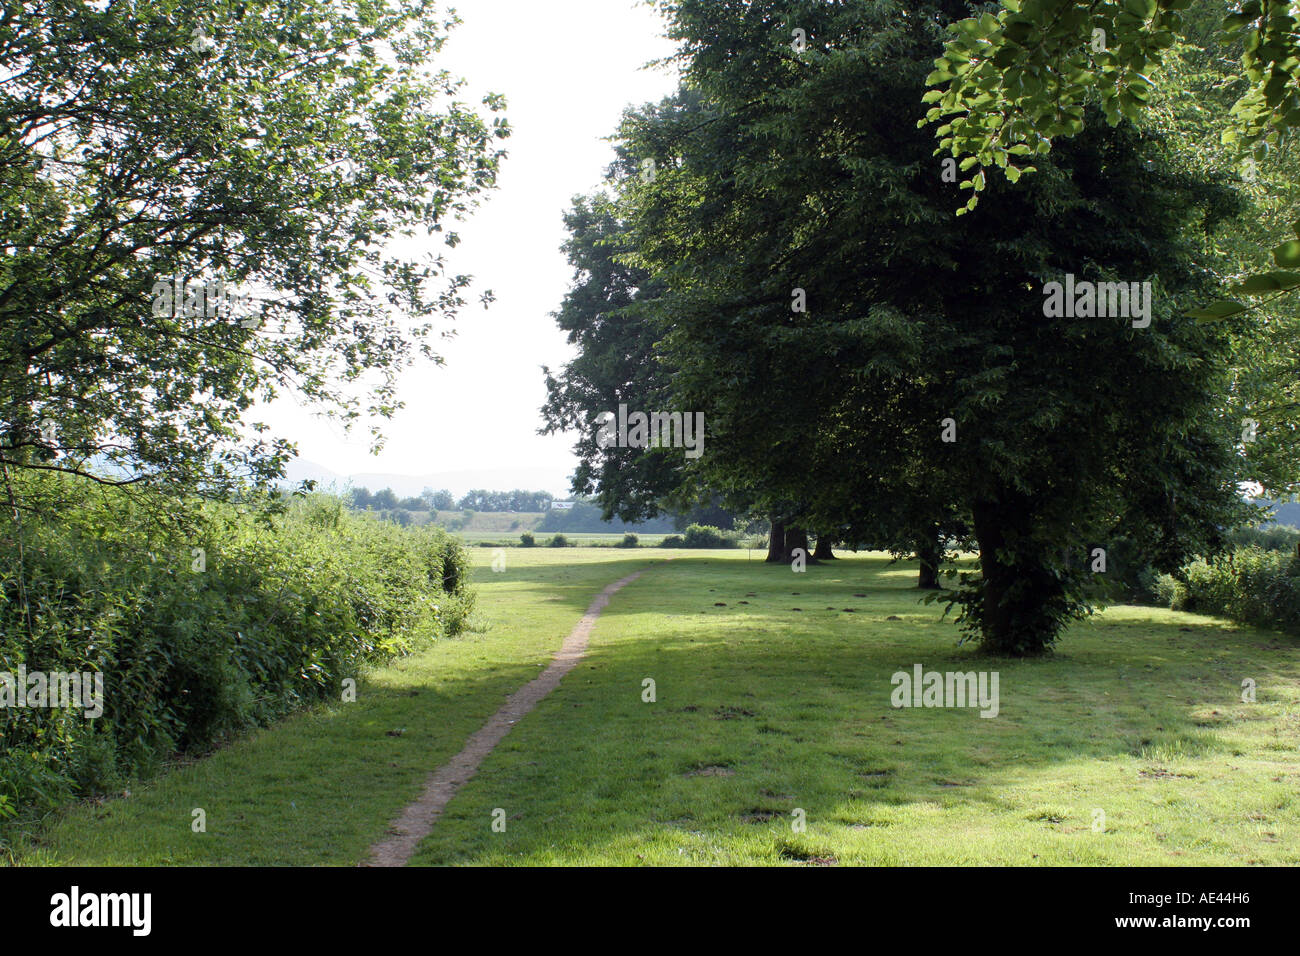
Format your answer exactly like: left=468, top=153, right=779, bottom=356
left=916, top=526, right=941, bottom=589
left=785, top=526, right=811, bottom=563
left=970, top=497, right=1062, bottom=656
left=765, top=517, right=786, bottom=563
left=813, top=535, right=836, bottom=560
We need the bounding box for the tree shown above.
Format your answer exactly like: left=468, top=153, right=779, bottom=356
left=924, top=0, right=1300, bottom=325
left=420, top=487, right=456, bottom=510
left=0, top=0, right=508, bottom=518
left=627, top=0, right=1248, bottom=654
left=539, top=192, right=691, bottom=522
left=924, top=0, right=1300, bottom=496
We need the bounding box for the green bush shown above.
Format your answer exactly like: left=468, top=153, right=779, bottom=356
left=1153, top=574, right=1188, bottom=611
left=548, top=534, right=569, bottom=548
left=1101, top=534, right=1163, bottom=602
left=681, top=524, right=740, bottom=549
left=660, top=535, right=685, bottom=548
left=1171, top=547, right=1300, bottom=634
left=519, top=532, right=535, bottom=547
left=619, top=533, right=639, bottom=548
left=0, top=475, right=474, bottom=849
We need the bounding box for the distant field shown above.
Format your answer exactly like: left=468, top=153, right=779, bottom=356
left=432, top=510, right=544, bottom=533
left=456, top=531, right=676, bottom=547
left=431, top=512, right=680, bottom=547
left=353, top=506, right=681, bottom=545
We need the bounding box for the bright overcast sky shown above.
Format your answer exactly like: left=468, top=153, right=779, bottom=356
left=256, top=0, right=680, bottom=491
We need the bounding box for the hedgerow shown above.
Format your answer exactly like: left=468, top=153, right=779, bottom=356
left=0, top=474, right=472, bottom=850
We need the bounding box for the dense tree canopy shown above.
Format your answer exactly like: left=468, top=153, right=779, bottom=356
left=0, top=0, right=508, bottom=518
left=552, top=0, right=1259, bottom=654
left=539, top=192, right=685, bottom=523
left=924, top=0, right=1300, bottom=331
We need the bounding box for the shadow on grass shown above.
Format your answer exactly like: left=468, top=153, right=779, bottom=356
left=409, top=554, right=1300, bottom=865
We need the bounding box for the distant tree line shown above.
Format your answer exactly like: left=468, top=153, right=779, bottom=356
left=346, top=485, right=751, bottom=535
left=348, top=487, right=555, bottom=513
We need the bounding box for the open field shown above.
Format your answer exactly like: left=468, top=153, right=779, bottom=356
left=432, top=510, right=545, bottom=533
left=456, top=531, right=675, bottom=547
left=398, top=511, right=675, bottom=547
left=18, top=549, right=1299, bottom=866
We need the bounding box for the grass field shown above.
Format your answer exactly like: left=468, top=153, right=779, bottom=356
left=432, top=509, right=544, bottom=533
left=16, top=549, right=1299, bottom=866
left=455, top=531, right=674, bottom=547
left=403, top=510, right=676, bottom=547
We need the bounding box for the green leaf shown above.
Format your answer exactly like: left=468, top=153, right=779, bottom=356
left=1272, top=239, right=1300, bottom=268
left=1229, top=271, right=1300, bottom=294
left=1004, top=20, right=1034, bottom=45
left=1185, top=300, right=1249, bottom=321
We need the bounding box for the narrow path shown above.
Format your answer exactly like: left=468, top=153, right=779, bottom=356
left=366, top=567, right=651, bottom=866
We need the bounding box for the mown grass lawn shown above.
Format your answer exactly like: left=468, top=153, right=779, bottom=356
left=408, top=551, right=1300, bottom=866
left=17, top=548, right=1300, bottom=866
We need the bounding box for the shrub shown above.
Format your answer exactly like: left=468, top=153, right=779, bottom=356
left=0, top=475, right=474, bottom=849
left=681, top=524, right=740, bottom=549
left=1153, top=573, right=1188, bottom=611
left=1102, top=534, right=1163, bottom=602
left=1182, top=557, right=1244, bottom=618
left=660, top=535, right=685, bottom=548
left=1172, top=547, right=1300, bottom=634
left=548, top=534, right=569, bottom=548
left=619, top=533, right=639, bottom=548
left=519, top=532, right=535, bottom=547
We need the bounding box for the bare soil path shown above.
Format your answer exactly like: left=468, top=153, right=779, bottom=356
left=366, top=567, right=651, bottom=866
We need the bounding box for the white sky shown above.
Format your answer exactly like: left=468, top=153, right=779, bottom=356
left=254, top=0, right=680, bottom=492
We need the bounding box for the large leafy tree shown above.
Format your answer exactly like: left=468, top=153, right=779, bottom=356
left=924, top=1, right=1300, bottom=318
left=922, top=0, right=1297, bottom=202
left=539, top=192, right=686, bottom=523
left=924, top=0, right=1300, bottom=497
left=0, top=0, right=508, bottom=516
left=622, top=0, right=1248, bottom=654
